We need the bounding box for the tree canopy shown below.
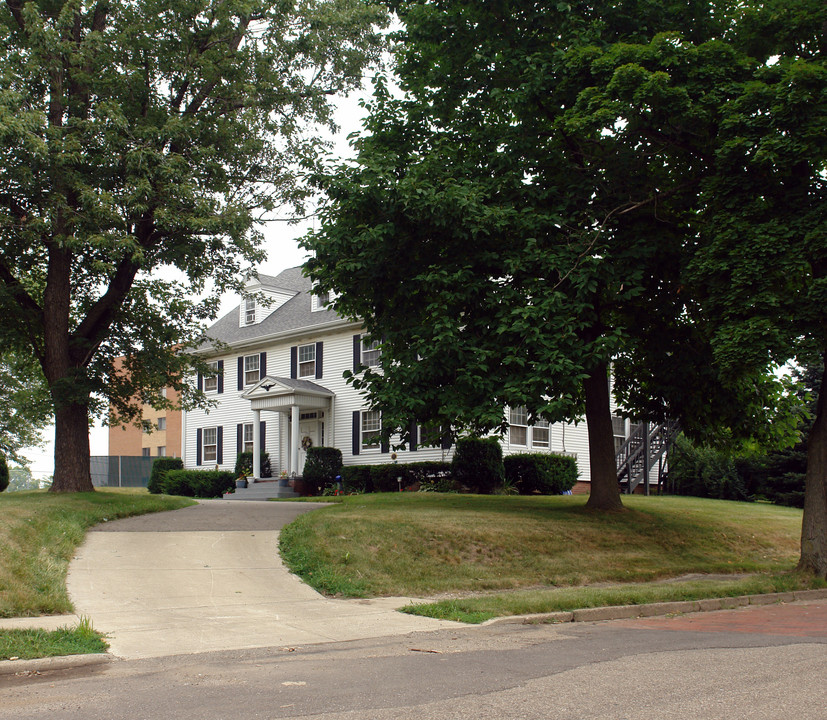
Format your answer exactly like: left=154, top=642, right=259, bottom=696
left=0, top=0, right=386, bottom=491
left=304, top=0, right=808, bottom=510
left=0, top=350, right=51, bottom=463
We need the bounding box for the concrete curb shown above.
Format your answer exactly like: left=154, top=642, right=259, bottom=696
left=4, top=589, right=826, bottom=674
left=0, top=653, right=111, bottom=677
left=483, top=588, right=827, bottom=627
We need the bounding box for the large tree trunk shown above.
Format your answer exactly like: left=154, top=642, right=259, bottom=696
left=798, top=357, right=827, bottom=578
left=50, top=401, right=94, bottom=492
left=584, top=361, right=624, bottom=511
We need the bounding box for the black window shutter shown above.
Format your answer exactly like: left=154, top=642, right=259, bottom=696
left=237, top=356, right=244, bottom=390
left=352, top=334, right=361, bottom=373
left=441, top=430, right=452, bottom=451
left=381, top=436, right=389, bottom=454
left=290, top=346, right=298, bottom=379
left=315, top=342, right=323, bottom=379
left=217, top=426, right=224, bottom=464
left=196, top=428, right=202, bottom=466
left=352, top=411, right=360, bottom=456
left=237, top=423, right=243, bottom=455
left=217, top=360, right=224, bottom=394
left=197, top=372, right=203, bottom=392
left=260, top=421, right=266, bottom=451
left=259, top=351, right=267, bottom=379
left=409, top=420, right=418, bottom=452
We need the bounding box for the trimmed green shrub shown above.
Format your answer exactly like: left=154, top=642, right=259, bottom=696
left=370, top=464, right=411, bottom=492
left=302, top=447, right=343, bottom=490
left=161, top=469, right=235, bottom=498
left=341, top=465, right=374, bottom=493
left=147, top=457, right=184, bottom=494
left=504, top=453, right=578, bottom=495
left=406, top=461, right=454, bottom=489
left=0, top=453, right=8, bottom=493
left=452, top=437, right=504, bottom=494
left=667, top=437, right=751, bottom=502
left=234, top=451, right=272, bottom=478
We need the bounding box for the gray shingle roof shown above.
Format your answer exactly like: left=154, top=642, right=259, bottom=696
left=201, top=266, right=348, bottom=349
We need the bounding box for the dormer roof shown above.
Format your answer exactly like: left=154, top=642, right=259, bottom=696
left=200, top=266, right=350, bottom=350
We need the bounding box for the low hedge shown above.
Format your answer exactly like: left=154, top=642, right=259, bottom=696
left=339, top=461, right=454, bottom=493
left=160, top=469, right=236, bottom=498
left=504, top=453, right=578, bottom=495
left=147, top=457, right=184, bottom=494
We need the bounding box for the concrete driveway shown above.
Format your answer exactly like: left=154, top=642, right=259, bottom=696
left=65, top=500, right=461, bottom=659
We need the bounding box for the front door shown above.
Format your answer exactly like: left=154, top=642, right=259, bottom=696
left=297, top=420, right=318, bottom=475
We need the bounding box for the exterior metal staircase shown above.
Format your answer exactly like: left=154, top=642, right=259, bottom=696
left=616, top=420, right=679, bottom=494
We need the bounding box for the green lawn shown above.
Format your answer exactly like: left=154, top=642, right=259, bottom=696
left=0, top=618, right=108, bottom=661
left=0, top=488, right=195, bottom=618
left=279, top=493, right=822, bottom=620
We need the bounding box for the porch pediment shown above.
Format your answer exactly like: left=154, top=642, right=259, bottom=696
left=242, top=375, right=334, bottom=412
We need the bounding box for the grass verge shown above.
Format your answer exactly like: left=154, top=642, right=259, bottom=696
left=0, top=488, right=195, bottom=618
left=400, top=573, right=826, bottom=623
left=279, top=493, right=817, bottom=615
left=0, top=618, right=107, bottom=660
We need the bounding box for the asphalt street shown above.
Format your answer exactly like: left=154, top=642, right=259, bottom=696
left=1, top=602, right=826, bottom=719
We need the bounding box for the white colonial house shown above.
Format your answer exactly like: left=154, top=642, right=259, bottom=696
left=181, top=267, right=634, bottom=485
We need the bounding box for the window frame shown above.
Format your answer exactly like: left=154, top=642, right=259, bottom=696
left=509, top=406, right=528, bottom=446
left=244, top=296, right=256, bottom=325
left=203, top=360, right=219, bottom=392
left=243, top=422, right=255, bottom=454
left=203, top=427, right=218, bottom=463
left=244, top=354, right=261, bottom=386
left=531, top=418, right=550, bottom=448
left=156, top=416, right=166, bottom=431
left=298, top=343, right=316, bottom=378
left=157, top=446, right=166, bottom=457
left=360, top=337, right=381, bottom=368
left=361, top=411, right=381, bottom=450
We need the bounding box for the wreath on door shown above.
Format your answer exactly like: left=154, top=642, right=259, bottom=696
left=301, top=436, right=313, bottom=450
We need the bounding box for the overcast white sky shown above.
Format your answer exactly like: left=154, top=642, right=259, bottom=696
left=18, top=92, right=370, bottom=479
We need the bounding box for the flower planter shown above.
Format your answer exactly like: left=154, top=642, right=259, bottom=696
left=236, top=478, right=248, bottom=489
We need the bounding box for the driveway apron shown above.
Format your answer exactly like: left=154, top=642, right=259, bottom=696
left=67, top=500, right=461, bottom=659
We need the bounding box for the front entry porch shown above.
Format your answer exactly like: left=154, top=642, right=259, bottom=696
left=241, top=376, right=335, bottom=480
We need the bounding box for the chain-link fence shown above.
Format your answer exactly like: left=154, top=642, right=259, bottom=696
left=90, top=456, right=155, bottom=488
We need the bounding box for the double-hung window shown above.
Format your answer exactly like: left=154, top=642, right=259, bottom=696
left=244, top=354, right=260, bottom=386
left=203, top=427, right=218, bottom=462
left=298, top=344, right=316, bottom=378
left=245, top=297, right=256, bottom=325
left=532, top=418, right=549, bottom=448
left=361, top=337, right=381, bottom=367
left=157, top=417, right=166, bottom=431
left=509, top=406, right=528, bottom=446
left=361, top=411, right=381, bottom=450
left=612, top=414, right=627, bottom=453
left=243, top=423, right=255, bottom=453
left=204, top=361, right=219, bottom=392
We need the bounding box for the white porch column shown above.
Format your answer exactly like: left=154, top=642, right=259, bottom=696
left=290, top=404, right=300, bottom=475
left=252, top=409, right=261, bottom=479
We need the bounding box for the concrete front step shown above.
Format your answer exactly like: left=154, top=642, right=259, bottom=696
left=223, top=482, right=298, bottom=501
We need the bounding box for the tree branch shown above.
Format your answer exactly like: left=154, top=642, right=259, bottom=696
left=5, top=0, right=25, bottom=31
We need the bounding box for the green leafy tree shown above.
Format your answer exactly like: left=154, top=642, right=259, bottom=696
left=0, top=0, right=386, bottom=492
left=7, top=464, right=42, bottom=491
left=0, top=350, right=52, bottom=463
left=303, top=0, right=796, bottom=511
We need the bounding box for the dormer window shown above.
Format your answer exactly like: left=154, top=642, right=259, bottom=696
left=244, top=297, right=256, bottom=325
left=311, top=282, right=334, bottom=312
